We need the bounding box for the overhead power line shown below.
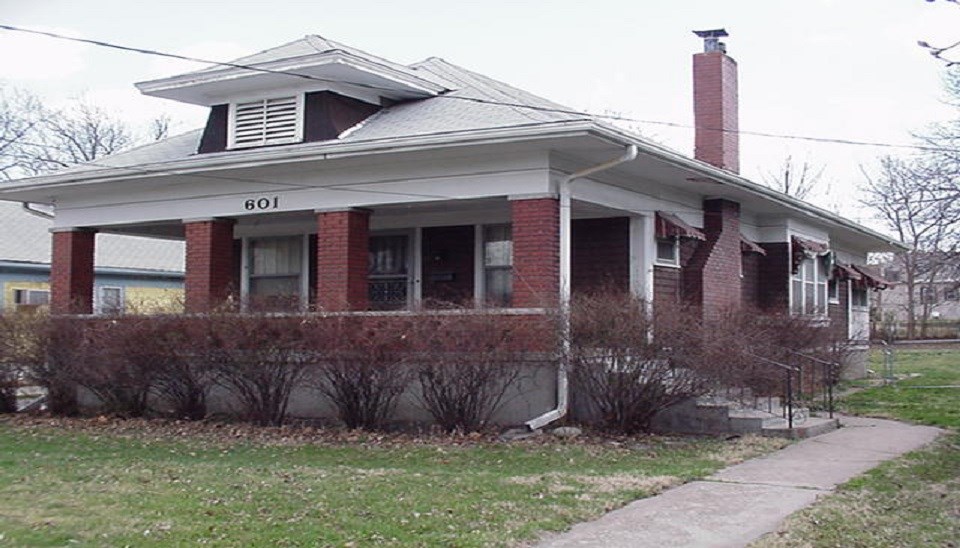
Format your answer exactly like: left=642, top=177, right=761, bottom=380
left=1, top=23, right=959, bottom=155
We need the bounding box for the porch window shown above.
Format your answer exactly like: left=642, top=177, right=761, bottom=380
left=248, top=236, right=304, bottom=307
left=97, top=286, right=124, bottom=315
left=791, top=256, right=828, bottom=316
left=483, top=225, right=512, bottom=306
left=369, top=234, right=410, bottom=310
left=655, top=238, right=679, bottom=267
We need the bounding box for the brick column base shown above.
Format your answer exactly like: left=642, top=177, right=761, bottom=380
left=184, top=219, right=236, bottom=313
left=512, top=198, right=560, bottom=308
left=50, top=229, right=96, bottom=315
left=317, top=209, right=370, bottom=311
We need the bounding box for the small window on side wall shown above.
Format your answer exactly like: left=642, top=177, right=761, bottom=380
left=851, top=287, right=869, bottom=308
left=828, top=278, right=840, bottom=304
left=655, top=238, right=679, bottom=267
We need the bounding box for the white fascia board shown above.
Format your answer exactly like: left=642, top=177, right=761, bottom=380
left=585, top=122, right=909, bottom=253
left=136, top=52, right=448, bottom=105
left=0, top=121, right=598, bottom=196
left=570, top=178, right=701, bottom=222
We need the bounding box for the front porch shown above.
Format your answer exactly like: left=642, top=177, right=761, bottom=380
left=50, top=196, right=659, bottom=315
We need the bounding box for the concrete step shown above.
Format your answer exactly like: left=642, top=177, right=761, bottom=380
left=761, top=416, right=840, bottom=439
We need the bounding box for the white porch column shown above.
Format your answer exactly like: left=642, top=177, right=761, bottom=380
left=630, top=214, right=656, bottom=305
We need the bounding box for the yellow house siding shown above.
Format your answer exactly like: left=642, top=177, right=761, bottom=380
left=3, top=281, right=51, bottom=312
left=122, top=286, right=184, bottom=314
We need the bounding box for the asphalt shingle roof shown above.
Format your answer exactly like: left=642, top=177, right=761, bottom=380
left=0, top=200, right=184, bottom=272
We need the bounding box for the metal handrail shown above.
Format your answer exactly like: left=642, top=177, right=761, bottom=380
left=789, top=350, right=838, bottom=419
left=744, top=352, right=799, bottom=429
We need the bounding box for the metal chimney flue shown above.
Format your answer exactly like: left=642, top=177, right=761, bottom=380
left=693, top=28, right=728, bottom=53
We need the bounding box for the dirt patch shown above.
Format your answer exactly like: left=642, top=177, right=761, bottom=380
left=505, top=472, right=680, bottom=495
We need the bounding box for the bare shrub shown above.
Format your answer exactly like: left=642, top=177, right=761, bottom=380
left=207, top=314, right=313, bottom=426
left=411, top=313, right=528, bottom=433
left=0, top=314, right=45, bottom=413
left=311, top=317, right=413, bottom=431
left=27, top=316, right=80, bottom=416
left=67, top=317, right=173, bottom=417
left=569, top=291, right=713, bottom=434
left=148, top=316, right=216, bottom=420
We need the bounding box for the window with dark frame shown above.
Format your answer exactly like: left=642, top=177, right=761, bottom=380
left=655, top=238, right=679, bottom=266
left=851, top=286, right=869, bottom=308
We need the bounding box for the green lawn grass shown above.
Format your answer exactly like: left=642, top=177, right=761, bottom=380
left=754, top=348, right=960, bottom=547
left=0, top=420, right=783, bottom=547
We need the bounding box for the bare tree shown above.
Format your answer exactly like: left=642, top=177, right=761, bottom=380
left=861, top=156, right=960, bottom=338
left=0, top=87, right=42, bottom=180
left=918, top=0, right=960, bottom=66
left=762, top=155, right=825, bottom=200
left=0, top=85, right=174, bottom=180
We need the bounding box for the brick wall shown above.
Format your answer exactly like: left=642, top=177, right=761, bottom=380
left=512, top=198, right=559, bottom=308
left=758, top=242, right=790, bottom=312
left=184, top=219, right=235, bottom=313
left=571, top=217, right=629, bottom=294
left=693, top=51, right=739, bottom=173
left=828, top=279, right=849, bottom=340
left=317, top=209, right=370, bottom=311
left=422, top=225, right=475, bottom=306
left=50, top=230, right=96, bottom=314
left=683, top=199, right=742, bottom=316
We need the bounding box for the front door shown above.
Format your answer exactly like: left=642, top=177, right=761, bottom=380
left=369, top=234, right=410, bottom=310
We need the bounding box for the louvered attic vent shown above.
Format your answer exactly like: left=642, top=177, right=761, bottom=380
left=228, top=96, right=303, bottom=148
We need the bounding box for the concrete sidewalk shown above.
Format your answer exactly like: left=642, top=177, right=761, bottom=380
left=536, top=415, right=943, bottom=548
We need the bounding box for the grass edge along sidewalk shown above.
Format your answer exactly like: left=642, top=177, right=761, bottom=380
left=753, top=347, right=960, bottom=547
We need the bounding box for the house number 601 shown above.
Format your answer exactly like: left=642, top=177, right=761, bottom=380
left=243, top=197, right=279, bottom=211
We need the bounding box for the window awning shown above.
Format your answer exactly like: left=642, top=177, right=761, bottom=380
left=833, top=262, right=863, bottom=281
left=740, top=235, right=767, bottom=255
left=791, top=236, right=831, bottom=273
left=656, top=212, right=706, bottom=241
left=791, top=236, right=830, bottom=256
left=851, top=264, right=893, bottom=290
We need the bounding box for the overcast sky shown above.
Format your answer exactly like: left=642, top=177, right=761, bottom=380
left=1, top=0, right=958, bottom=230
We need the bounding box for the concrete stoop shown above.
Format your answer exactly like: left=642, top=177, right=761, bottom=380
left=652, top=396, right=839, bottom=439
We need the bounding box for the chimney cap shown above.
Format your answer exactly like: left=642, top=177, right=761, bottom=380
left=693, top=28, right=729, bottom=53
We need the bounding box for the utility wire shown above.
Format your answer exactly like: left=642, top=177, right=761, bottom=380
left=2, top=23, right=959, bottom=155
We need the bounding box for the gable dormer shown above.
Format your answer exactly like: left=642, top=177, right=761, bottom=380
left=135, top=35, right=449, bottom=153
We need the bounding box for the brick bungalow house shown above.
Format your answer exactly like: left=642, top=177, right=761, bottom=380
left=0, top=32, right=902, bottom=425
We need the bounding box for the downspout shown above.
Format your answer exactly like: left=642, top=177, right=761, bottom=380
left=525, top=144, right=638, bottom=431
left=21, top=202, right=54, bottom=220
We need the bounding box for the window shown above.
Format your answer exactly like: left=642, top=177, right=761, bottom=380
left=248, top=236, right=304, bottom=308
left=229, top=95, right=303, bottom=149
left=828, top=278, right=840, bottom=304
left=945, top=287, right=959, bottom=301
left=98, top=287, right=124, bottom=315
left=851, top=287, right=869, bottom=308
left=13, top=289, right=49, bottom=310
left=483, top=225, right=513, bottom=307
left=920, top=286, right=937, bottom=304
left=791, top=256, right=828, bottom=316
left=369, top=234, right=410, bottom=310
left=655, top=238, right=679, bottom=267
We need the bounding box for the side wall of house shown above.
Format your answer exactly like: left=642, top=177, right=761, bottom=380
left=571, top=217, right=630, bottom=294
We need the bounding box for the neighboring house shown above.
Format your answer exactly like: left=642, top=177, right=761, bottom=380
left=0, top=32, right=904, bottom=423
left=0, top=201, right=184, bottom=314
left=873, top=258, right=960, bottom=338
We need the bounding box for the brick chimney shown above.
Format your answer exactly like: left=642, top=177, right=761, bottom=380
left=693, top=29, right=739, bottom=173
